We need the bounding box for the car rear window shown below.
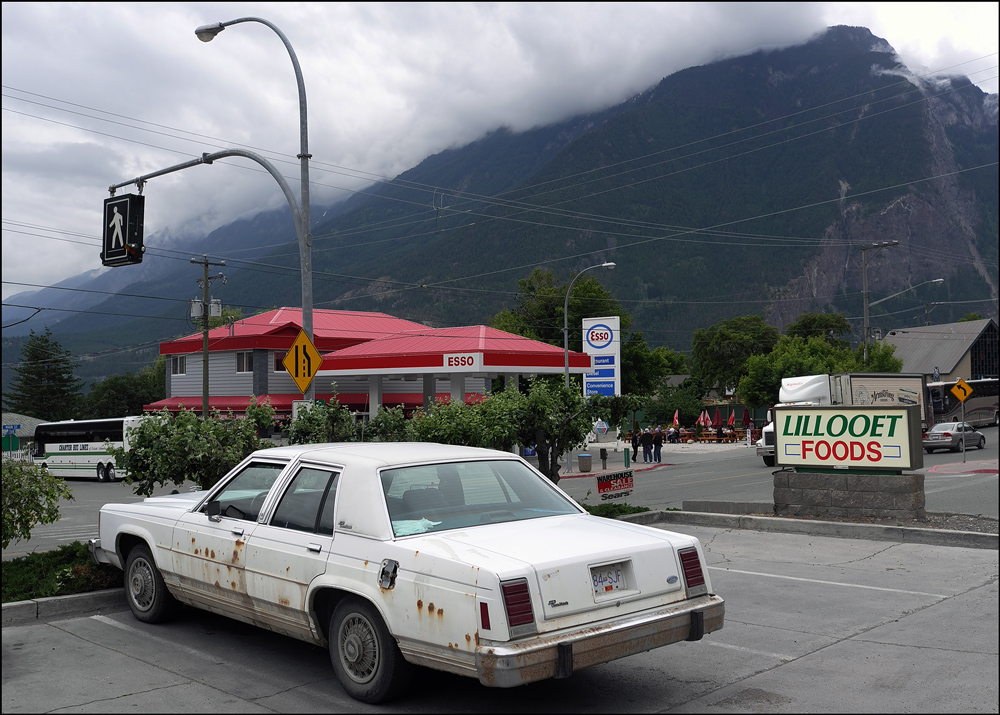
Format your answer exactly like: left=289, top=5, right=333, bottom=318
left=380, top=459, right=580, bottom=537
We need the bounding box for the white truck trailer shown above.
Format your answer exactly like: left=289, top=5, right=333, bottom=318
left=755, top=373, right=926, bottom=466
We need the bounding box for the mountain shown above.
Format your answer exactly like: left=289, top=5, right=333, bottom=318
left=5, top=25, right=997, bottom=391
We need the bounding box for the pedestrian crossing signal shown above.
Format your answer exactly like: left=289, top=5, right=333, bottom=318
left=102, top=194, right=145, bottom=266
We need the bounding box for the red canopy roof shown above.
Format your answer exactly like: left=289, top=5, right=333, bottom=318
left=160, top=307, right=428, bottom=355
left=320, top=325, right=593, bottom=375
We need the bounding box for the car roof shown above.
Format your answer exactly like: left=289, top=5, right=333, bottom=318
left=250, top=442, right=519, bottom=468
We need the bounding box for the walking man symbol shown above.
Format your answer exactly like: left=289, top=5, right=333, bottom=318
left=109, top=206, right=125, bottom=248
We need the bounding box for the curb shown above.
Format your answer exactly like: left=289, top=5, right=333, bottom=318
left=2, top=588, right=126, bottom=628
left=618, top=510, right=999, bottom=550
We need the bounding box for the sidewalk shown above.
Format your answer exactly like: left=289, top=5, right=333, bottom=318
left=558, top=438, right=749, bottom=478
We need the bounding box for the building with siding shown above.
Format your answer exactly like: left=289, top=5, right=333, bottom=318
left=146, top=307, right=594, bottom=420
left=882, top=318, right=998, bottom=382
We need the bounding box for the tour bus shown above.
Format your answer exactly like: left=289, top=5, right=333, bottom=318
left=32, top=416, right=144, bottom=481
left=926, top=378, right=999, bottom=427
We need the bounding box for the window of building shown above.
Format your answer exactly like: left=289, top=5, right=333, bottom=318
left=274, top=351, right=287, bottom=372
left=171, top=355, right=186, bottom=375
left=236, top=351, right=254, bottom=373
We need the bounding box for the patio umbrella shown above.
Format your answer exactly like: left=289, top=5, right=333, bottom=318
left=741, top=408, right=751, bottom=427
left=700, top=410, right=710, bottom=427
left=712, top=408, right=722, bottom=427
left=728, top=410, right=736, bottom=427
left=673, top=409, right=680, bottom=426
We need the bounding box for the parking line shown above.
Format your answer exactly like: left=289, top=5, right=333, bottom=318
left=708, top=567, right=947, bottom=598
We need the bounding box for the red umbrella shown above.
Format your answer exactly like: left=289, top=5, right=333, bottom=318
left=700, top=410, right=710, bottom=427
left=727, top=410, right=736, bottom=426
left=673, top=409, right=680, bottom=426
left=741, top=408, right=751, bottom=427
left=712, top=408, right=722, bottom=427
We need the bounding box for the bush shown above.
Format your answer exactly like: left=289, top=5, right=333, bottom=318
left=2, top=541, right=120, bottom=603
left=2, top=458, right=73, bottom=550
left=109, top=407, right=269, bottom=496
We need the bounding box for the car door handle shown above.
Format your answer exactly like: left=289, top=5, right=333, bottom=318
left=307, top=543, right=322, bottom=553
left=231, top=527, right=244, bottom=536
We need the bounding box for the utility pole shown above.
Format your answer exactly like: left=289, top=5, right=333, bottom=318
left=861, top=241, right=898, bottom=366
left=191, top=255, right=226, bottom=417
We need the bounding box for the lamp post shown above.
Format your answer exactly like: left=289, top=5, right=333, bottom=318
left=866, top=277, right=945, bottom=355
left=861, top=241, right=898, bottom=366
left=195, top=17, right=316, bottom=401
left=564, top=262, right=615, bottom=388
left=924, top=302, right=944, bottom=326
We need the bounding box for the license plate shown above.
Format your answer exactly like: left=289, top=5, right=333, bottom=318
left=591, top=562, right=627, bottom=596
left=931, top=435, right=942, bottom=440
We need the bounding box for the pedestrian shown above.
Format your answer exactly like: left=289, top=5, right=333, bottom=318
left=640, top=427, right=653, bottom=463
left=653, top=427, right=663, bottom=463
left=631, top=429, right=639, bottom=462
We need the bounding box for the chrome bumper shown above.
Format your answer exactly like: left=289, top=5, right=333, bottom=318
left=755, top=447, right=773, bottom=457
left=476, top=594, right=724, bottom=688
left=88, top=538, right=113, bottom=565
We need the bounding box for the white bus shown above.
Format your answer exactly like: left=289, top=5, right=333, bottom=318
left=31, top=416, right=144, bottom=481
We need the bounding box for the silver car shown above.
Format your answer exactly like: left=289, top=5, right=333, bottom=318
left=922, top=422, right=986, bottom=453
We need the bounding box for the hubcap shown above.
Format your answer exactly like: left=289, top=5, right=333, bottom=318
left=338, top=614, right=378, bottom=683
left=128, top=558, right=155, bottom=611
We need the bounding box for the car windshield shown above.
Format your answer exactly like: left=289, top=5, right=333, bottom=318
left=929, top=423, right=959, bottom=433
left=380, top=459, right=580, bottom=537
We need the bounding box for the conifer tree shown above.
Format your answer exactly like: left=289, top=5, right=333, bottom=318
left=4, top=328, right=83, bottom=420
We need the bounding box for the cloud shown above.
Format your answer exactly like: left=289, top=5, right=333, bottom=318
left=3, top=2, right=996, bottom=300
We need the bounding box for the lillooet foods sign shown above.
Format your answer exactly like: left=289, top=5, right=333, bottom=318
left=774, top=405, right=923, bottom=472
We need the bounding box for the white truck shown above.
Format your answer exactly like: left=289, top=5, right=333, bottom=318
left=755, top=373, right=926, bottom=466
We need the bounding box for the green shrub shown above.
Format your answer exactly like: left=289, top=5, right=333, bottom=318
left=2, top=458, right=73, bottom=550
left=2, top=541, right=120, bottom=603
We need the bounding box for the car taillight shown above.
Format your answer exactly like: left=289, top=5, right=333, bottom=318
left=679, top=547, right=707, bottom=595
left=941, top=432, right=952, bottom=438
left=480, top=602, right=491, bottom=630
left=501, top=579, right=534, bottom=627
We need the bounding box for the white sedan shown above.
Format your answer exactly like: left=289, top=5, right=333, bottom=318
left=90, top=443, right=724, bottom=703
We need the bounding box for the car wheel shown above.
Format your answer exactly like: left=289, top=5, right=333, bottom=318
left=762, top=455, right=775, bottom=467
left=952, top=439, right=964, bottom=453
left=124, top=544, right=178, bottom=624
left=97, top=464, right=107, bottom=482
left=330, top=597, right=412, bottom=704
left=978, top=437, right=986, bottom=450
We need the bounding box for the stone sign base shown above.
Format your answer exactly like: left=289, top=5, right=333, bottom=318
left=773, top=470, right=925, bottom=520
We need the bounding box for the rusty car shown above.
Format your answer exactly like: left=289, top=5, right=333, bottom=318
left=90, top=443, right=724, bottom=703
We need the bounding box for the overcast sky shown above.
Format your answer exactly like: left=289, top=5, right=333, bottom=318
left=2, top=2, right=997, bottom=302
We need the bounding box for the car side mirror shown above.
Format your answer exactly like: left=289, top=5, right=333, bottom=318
left=206, top=500, right=222, bottom=521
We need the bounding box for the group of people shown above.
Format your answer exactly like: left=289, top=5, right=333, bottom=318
left=630, top=425, right=680, bottom=463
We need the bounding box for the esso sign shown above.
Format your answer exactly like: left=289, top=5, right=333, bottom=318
left=586, top=324, right=614, bottom=350
left=444, top=353, right=481, bottom=370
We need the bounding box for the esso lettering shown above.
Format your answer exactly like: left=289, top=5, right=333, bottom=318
left=589, top=331, right=610, bottom=343
left=446, top=355, right=474, bottom=367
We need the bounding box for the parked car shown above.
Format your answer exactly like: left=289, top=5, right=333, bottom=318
left=922, top=422, right=986, bottom=453
left=90, top=443, right=724, bottom=703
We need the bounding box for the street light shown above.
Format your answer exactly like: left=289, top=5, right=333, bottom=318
left=861, top=241, right=898, bottom=366
left=866, top=278, right=944, bottom=358
left=195, top=17, right=316, bottom=400
left=564, top=262, right=615, bottom=388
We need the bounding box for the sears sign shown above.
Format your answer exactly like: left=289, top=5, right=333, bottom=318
left=774, top=405, right=923, bottom=472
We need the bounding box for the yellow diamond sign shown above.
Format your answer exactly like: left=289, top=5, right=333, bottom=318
left=950, top=378, right=973, bottom=403
left=283, top=330, right=322, bottom=394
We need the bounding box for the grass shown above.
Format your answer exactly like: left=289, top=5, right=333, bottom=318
left=2, top=541, right=121, bottom=603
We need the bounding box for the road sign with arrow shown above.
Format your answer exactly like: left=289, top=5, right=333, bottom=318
left=950, top=378, right=973, bottom=403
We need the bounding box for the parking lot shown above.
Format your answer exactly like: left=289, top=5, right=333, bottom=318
left=3, top=522, right=997, bottom=713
